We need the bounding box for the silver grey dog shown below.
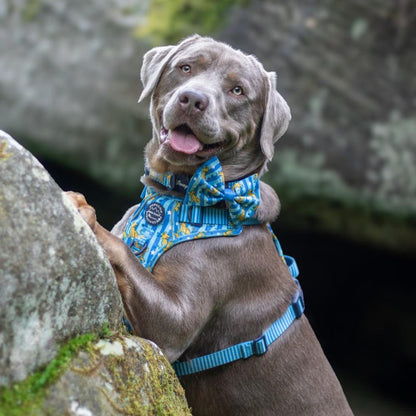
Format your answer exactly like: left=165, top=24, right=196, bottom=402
left=68, top=35, right=353, bottom=415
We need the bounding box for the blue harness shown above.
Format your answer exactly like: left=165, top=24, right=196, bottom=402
left=122, top=158, right=260, bottom=272
left=122, top=157, right=304, bottom=377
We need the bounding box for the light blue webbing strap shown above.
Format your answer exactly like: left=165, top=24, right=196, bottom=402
left=285, top=255, right=299, bottom=280
left=172, top=256, right=304, bottom=377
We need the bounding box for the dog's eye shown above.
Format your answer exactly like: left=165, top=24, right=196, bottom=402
left=231, top=86, right=244, bottom=96
left=180, top=65, right=191, bottom=74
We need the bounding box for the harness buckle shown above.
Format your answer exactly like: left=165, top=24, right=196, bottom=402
left=171, top=174, right=189, bottom=193
left=252, top=334, right=268, bottom=356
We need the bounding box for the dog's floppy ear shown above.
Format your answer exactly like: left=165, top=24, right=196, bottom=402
left=259, top=72, right=291, bottom=169
left=138, top=34, right=202, bottom=102
left=138, top=45, right=175, bottom=102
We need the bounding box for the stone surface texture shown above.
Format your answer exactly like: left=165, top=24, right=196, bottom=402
left=0, top=0, right=151, bottom=193
left=39, top=336, right=191, bottom=416
left=220, top=0, right=416, bottom=215
left=0, top=131, right=123, bottom=387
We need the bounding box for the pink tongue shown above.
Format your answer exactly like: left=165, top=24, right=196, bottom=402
left=170, top=129, right=203, bottom=154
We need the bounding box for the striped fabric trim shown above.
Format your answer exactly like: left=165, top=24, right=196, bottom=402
left=179, top=204, right=261, bottom=226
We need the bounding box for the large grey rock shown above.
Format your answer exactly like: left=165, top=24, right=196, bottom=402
left=219, top=0, right=416, bottom=251
left=221, top=0, right=416, bottom=209
left=0, top=0, right=151, bottom=193
left=0, top=130, right=123, bottom=387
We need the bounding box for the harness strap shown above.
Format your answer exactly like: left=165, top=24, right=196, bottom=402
left=172, top=255, right=304, bottom=377
left=284, top=255, right=299, bottom=281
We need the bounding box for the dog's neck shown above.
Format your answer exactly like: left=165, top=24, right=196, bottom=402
left=145, top=157, right=266, bottom=184
left=143, top=158, right=258, bottom=195
left=144, top=137, right=267, bottom=182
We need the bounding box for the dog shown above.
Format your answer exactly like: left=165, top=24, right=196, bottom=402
left=67, top=35, right=353, bottom=415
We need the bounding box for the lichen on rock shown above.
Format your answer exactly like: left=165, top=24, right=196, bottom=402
left=0, top=333, right=191, bottom=416
left=39, top=334, right=191, bottom=416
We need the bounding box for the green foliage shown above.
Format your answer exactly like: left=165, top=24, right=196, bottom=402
left=0, top=333, right=97, bottom=416
left=136, top=0, right=249, bottom=44
left=21, top=0, right=42, bottom=21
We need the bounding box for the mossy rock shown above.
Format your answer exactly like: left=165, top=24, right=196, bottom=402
left=0, top=334, right=191, bottom=416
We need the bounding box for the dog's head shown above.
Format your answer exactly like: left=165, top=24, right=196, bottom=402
left=139, top=35, right=291, bottom=179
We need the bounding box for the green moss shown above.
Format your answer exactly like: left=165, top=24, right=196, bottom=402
left=136, top=0, right=249, bottom=44
left=103, top=337, right=191, bottom=415
left=99, top=321, right=116, bottom=339
left=141, top=342, right=191, bottom=415
left=0, top=333, right=97, bottom=416
left=21, top=0, right=42, bottom=21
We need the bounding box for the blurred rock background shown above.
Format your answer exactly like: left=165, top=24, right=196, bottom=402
left=0, top=0, right=415, bottom=414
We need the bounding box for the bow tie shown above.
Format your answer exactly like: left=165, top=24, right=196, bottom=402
left=184, top=157, right=260, bottom=224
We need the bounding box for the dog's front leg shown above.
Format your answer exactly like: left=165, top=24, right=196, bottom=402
left=65, top=191, right=216, bottom=361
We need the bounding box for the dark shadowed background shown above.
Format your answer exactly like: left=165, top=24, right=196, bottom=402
left=1, top=1, right=415, bottom=414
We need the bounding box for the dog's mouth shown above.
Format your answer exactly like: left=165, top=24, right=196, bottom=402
left=160, top=125, right=222, bottom=157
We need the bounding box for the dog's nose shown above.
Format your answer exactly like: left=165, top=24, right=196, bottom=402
left=178, top=90, right=209, bottom=112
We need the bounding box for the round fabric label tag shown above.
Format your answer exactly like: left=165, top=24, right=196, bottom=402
left=145, top=202, right=165, bottom=225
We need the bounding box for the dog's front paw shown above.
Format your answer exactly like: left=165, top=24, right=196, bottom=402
left=65, top=191, right=97, bottom=231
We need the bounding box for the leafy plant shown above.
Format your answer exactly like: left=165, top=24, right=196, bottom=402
left=136, top=0, right=249, bottom=44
